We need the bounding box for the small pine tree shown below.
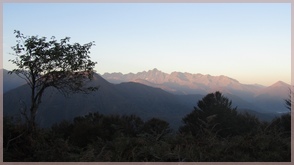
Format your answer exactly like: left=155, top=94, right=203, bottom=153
left=179, top=91, right=239, bottom=138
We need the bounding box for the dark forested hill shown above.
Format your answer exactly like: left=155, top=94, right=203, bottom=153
left=2, top=69, right=26, bottom=93
left=3, top=73, right=192, bottom=128
left=4, top=71, right=288, bottom=128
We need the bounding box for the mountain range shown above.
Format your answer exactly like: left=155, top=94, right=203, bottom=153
left=102, top=68, right=290, bottom=112
left=102, top=68, right=264, bottom=96
left=3, top=70, right=193, bottom=128
left=2, top=68, right=291, bottom=128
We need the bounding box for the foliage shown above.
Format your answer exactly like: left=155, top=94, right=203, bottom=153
left=179, top=91, right=240, bottom=138
left=8, top=30, right=98, bottom=132
left=285, top=87, right=292, bottom=111
left=3, top=92, right=291, bottom=162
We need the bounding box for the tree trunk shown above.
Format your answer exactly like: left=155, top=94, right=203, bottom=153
left=29, top=103, right=38, bottom=134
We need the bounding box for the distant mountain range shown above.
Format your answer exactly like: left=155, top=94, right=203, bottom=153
left=102, top=68, right=291, bottom=112
left=102, top=69, right=290, bottom=102
left=3, top=70, right=193, bottom=128
left=102, top=68, right=265, bottom=96
left=2, top=68, right=291, bottom=129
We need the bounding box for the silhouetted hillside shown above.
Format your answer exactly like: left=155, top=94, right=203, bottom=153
left=4, top=70, right=289, bottom=128
left=2, top=69, right=26, bottom=93
left=4, top=73, right=191, bottom=128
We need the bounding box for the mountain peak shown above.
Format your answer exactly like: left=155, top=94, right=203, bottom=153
left=271, top=81, right=290, bottom=87
left=254, top=80, right=290, bottom=98
left=148, top=68, right=162, bottom=73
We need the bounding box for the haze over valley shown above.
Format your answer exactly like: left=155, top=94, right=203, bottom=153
left=3, top=68, right=290, bottom=128
left=102, top=68, right=291, bottom=113
left=2, top=3, right=291, bottom=162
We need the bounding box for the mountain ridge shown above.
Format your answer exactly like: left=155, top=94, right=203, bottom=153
left=102, top=68, right=289, bottom=96
left=2, top=69, right=27, bottom=93
left=3, top=70, right=290, bottom=129
left=3, top=73, right=193, bottom=128
left=102, top=68, right=288, bottom=87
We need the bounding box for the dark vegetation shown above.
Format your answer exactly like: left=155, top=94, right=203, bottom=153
left=3, top=31, right=291, bottom=162
left=8, top=30, right=98, bottom=133
left=3, top=92, right=291, bottom=162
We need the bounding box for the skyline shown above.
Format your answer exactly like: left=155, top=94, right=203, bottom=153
left=2, top=3, right=291, bottom=86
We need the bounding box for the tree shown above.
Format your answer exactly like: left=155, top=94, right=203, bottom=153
left=285, top=87, right=292, bottom=111
left=142, top=118, right=171, bottom=141
left=9, top=30, right=98, bottom=133
left=179, top=91, right=239, bottom=138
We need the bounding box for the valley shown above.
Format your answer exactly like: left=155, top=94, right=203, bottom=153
left=3, top=68, right=291, bottom=128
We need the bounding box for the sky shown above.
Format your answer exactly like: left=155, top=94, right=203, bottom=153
left=2, top=3, right=291, bottom=86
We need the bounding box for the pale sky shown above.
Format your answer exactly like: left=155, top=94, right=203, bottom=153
left=2, top=3, right=291, bottom=86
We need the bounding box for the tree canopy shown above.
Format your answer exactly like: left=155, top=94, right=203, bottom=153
left=180, top=91, right=241, bottom=137
left=3, top=91, right=291, bottom=162
left=285, top=87, right=292, bottom=111
left=9, top=30, right=98, bottom=132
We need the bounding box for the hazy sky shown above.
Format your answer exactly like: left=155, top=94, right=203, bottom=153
left=3, top=3, right=291, bottom=86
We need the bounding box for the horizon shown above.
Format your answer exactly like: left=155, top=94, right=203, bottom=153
left=3, top=3, right=291, bottom=86
left=2, top=67, right=289, bottom=87
left=99, top=67, right=290, bottom=86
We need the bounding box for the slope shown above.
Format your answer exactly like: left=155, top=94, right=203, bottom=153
left=3, top=73, right=191, bottom=129
left=102, top=68, right=265, bottom=98
left=2, top=69, right=27, bottom=93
